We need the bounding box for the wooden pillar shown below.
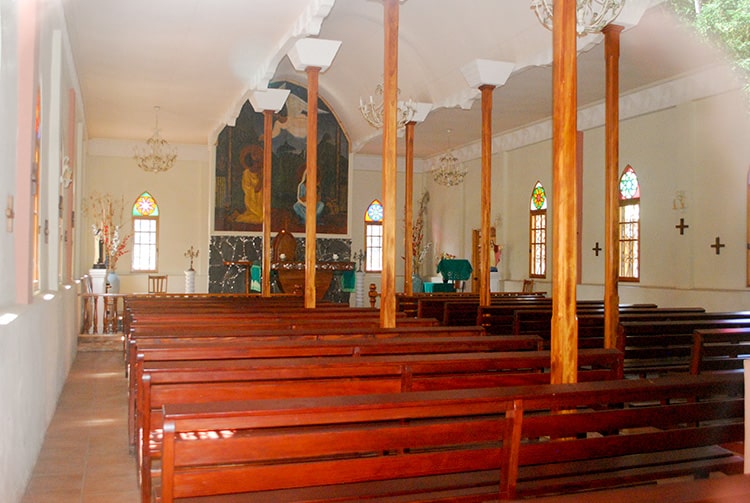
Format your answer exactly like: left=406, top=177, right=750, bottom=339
left=550, top=0, right=579, bottom=384
left=262, top=109, right=274, bottom=297
left=305, top=66, right=321, bottom=308
left=603, top=24, right=624, bottom=348
left=404, top=121, right=415, bottom=295
left=479, top=84, right=495, bottom=306
left=380, top=0, right=399, bottom=328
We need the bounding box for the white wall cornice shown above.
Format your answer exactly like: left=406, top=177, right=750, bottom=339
left=423, top=63, right=744, bottom=171
left=87, top=138, right=210, bottom=162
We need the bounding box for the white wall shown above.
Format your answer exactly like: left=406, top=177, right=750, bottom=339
left=0, top=1, right=81, bottom=500
left=427, top=86, right=750, bottom=310
left=82, top=141, right=211, bottom=293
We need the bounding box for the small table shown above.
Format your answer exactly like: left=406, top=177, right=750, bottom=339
left=436, top=259, right=473, bottom=291
left=222, top=260, right=257, bottom=294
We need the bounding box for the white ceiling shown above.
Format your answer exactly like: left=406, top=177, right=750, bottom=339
left=61, top=0, right=730, bottom=160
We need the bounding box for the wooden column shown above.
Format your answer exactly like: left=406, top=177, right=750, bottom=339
left=305, top=66, right=321, bottom=308
left=550, top=0, right=579, bottom=384
left=603, top=24, right=624, bottom=348
left=404, top=120, right=415, bottom=295
left=262, top=109, right=274, bottom=297
left=380, top=0, right=399, bottom=327
left=479, top=84, right=495, bottom=306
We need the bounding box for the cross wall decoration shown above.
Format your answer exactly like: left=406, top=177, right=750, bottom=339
left=710, top=236, right=725, bottom=255
left=675, top=218, right=689, bottom=235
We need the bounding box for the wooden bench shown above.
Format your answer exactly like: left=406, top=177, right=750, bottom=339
left=158, top=392, right=523, bottom=502
left=416, top=294, right=548, bottom=322
left=125, top=311, right=438, bottom=368
left=154, top=370, right=743, bottom=501
left=690, top=327, right=750, bottom=374
left=514, top=370, right=745, bottom=498
left=396, top=291, right=546, bottom=318
left=618, top=317, right=750, bottom=377
left=138, top=348, right=622, bottom=501
left=127, top=327, right=538, bottom=448
left=511, top=306, right=701, bottom=337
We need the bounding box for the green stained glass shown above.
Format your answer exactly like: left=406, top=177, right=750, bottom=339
left=530, top=182, right=547, bottom=210
left=133, top=192, right=159, bottom=216
left=619, top=166, right=640, bottom=200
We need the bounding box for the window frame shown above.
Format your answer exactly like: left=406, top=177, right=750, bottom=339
left=528, top=181, right=547, bottom=279
left=131, top=192, right=160, bottom=273
left=618, top=165, right=640, bottom=282
left=364, top=199, right=383, bottom=273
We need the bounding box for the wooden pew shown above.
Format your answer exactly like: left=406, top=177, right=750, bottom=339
left=124, top=311, right=438, bottom=368
left=155, top=370, right=743, bottom=502
left=138, top=348, right=622, bottom=501
left=511, top=305, right=699, bottom=337
left=618, top=316, right=750, bottom=377
left=514, top=370, right=745, bottom=498
left=415, top=294, right=548, bottom=322
left=158, top=392, right=523, bottom=503
left=128, top=328, right=540, bottom=449
left=690, top=327, right=750, bottom=374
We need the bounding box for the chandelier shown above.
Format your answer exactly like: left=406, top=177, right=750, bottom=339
left=134, top=106, right=177, bottom=173
left=531, top=0, right=626, bottom=36
left=432, top=151, right=467, bottom=187
left=359, top=83, right=416, bottom=129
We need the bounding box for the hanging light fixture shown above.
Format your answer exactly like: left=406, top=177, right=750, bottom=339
left=432, top=151, right=467, bottom=187
left=359, top=82, right=416, bottom=129
left=531, top=0, right=626, bottom=36
left=431, top=130, right=467, bottom=187
left=134, top=106, right=177, bottom=173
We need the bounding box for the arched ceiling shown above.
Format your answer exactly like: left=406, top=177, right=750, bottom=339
left=62, top=0, right=734, bottom=160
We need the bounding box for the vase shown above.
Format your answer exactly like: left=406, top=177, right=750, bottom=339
left=107, top=271, right=120, bottom=293
left=411, top=274, right=424, bottom=293
left=184, top=269, right=196, bottom=293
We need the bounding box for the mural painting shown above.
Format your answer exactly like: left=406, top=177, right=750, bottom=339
left=214, top=80, right=349, bottom=235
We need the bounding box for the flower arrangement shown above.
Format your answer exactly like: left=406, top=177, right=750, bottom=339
left=85, top=192, right=131, bottom=271
left=412, top=190, right=432, bottom=274
left=436, top=252, right=456, bottom=264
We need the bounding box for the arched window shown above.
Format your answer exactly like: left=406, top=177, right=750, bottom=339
left=364, top=199, right=383, bottom=272
left=32, top=88, right=42, bottom=292
left=529, top=181, right=547, bottom=278
left=131, top=192, right=159, bottom=272
left=619, top=165, right=640, bottom=281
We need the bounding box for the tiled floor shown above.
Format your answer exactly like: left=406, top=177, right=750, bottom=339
left=21, top=350, right=139, bottom=503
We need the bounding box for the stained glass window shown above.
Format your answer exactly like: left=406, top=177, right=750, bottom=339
left=133, top=192, right=159, bottom=217
left=132, top=192, right=159, bottom=272
left=529, top=181, right=547, bottom=278
left=530, top=181, right=548, bottom=210
left=619, top=165, right=640, bottom=281
left=365, top=200, right=383, bottom=272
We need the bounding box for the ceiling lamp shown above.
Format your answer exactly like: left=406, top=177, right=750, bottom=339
left=359, top=83, right=416, bottom=129
left=531, top=0, right=626, bottom=36
left=432, top=151, right=467, bottom=187
left=134, top=106, right=177, bottom=173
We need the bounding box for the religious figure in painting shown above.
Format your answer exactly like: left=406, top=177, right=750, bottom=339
left=293, top=168, right=324, bottom=222
left=235, top=144, right=264, bottom=224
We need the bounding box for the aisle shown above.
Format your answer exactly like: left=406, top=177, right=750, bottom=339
left=21, top=351, right=138, bottom=502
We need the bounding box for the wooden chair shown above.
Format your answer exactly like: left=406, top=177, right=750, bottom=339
left=148, top=275, right=168, bottom=294
left=522, top=279, right=535, bottom=293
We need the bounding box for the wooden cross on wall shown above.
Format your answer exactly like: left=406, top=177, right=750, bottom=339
left=675, top=218, right=689, bottom=235
left=592, top=242, right=602, bottom=256
left=710, top=236, right=725, bottom=255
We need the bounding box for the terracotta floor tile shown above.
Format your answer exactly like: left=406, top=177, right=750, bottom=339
left=21, top=349, right=138, bottom=503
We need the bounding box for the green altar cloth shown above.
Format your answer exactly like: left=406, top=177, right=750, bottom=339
left=436, top=259, right=473, bottom=282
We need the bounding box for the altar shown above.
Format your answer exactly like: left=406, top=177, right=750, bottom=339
left=436, top=258, right=473, bottom=292
left=272, top=261, right=354, bottom=300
